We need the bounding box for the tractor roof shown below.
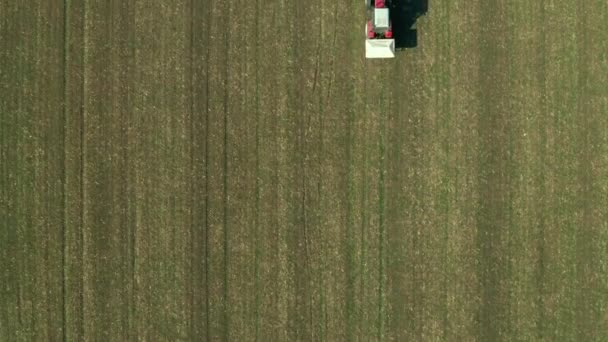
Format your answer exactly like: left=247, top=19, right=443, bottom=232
left=374, top=8, right=390, bottom=29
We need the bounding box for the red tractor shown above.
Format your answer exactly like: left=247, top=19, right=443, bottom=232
left=366, top=0, right=395, bottom=58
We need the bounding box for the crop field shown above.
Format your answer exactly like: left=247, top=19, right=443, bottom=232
left=1, top=0, right=608, bottom=341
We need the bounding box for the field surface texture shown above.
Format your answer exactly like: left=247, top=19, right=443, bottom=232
left=2, top=0, right=608, bottom=341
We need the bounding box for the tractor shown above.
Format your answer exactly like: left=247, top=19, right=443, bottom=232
left=365, top=0, right=395, bottom=58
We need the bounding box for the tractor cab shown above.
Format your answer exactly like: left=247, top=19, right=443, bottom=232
left=371, top=8, right=392, bottom=37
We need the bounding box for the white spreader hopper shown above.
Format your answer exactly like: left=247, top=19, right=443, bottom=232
left=365, top=39, right=395, bottom=58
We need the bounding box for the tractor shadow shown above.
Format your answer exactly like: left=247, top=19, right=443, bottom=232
left=390, top=0, right=428, bottom=49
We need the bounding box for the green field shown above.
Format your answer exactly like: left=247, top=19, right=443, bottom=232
left=1, top=0, right=608, bottom=340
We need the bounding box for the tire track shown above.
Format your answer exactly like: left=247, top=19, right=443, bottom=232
left=225, top=0, right=260, bottom=338
left=222, top=0, right=230, bottom=337
left=253, top=0, right=262, bottom=339
left=573, top=1, right=606, bottom=340
left=476, top=0, right=513, bottom=339
left=61, top=1, right=69, bottom=338
left=186, top=0, right=213, bottom=337
left=187, top=0, right=195, bottom=337
left=536, top=0, right=548, bottom=338
left=506, top=0, right=549, bottom=339
left=204, top=0, right=230, bottom=338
